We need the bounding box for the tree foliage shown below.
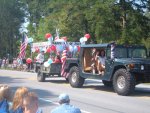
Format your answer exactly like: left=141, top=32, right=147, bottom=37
left=0, top=0, right=26, bottom=58
left=0, top=0, right=150, bottom=58
left=24, top=0, right=150, bottom=45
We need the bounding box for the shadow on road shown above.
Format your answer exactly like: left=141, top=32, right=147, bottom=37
left=130, top=87, right=150, bottom=97
left=83, top=84, right=150, bottom=97
left=83, top=85, right=114, bottom=93
left=0, top=75, right=26, bottom=84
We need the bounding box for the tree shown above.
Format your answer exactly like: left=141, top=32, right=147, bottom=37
left=0, top=0, right=26, bottom=58
left=21, top=0, right=150, bottom=46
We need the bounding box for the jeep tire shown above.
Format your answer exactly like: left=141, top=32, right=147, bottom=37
left=69, top=66, right=85, bottom=88
left=113, top=68, right=135, bottom=96
left=37, top=70, right=45, bottom=82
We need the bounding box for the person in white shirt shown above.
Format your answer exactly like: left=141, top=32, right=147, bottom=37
left=95, top=50, right=106, bottom=75
left=36, top=51, right=45, bottom=64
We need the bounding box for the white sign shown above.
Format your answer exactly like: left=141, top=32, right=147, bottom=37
left=32, top=42, right=49, bottom=48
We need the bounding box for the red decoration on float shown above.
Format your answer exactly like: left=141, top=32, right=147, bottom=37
left=77, top=46, right=80, bottom=52
left=84, top=34, right=91, bottom=39
left=46, top=47, right=51, bottom=53
left=50, top=45, right=56, bottom=51
left=45, top=33, right=52, bottom=39
left=61, top=37, right=67, bottom=41
left=35, top=48, right=39, bottom=53
left=26, top=58, right=32, bottom=64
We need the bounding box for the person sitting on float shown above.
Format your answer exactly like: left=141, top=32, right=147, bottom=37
left=95, top=49, right=106, bottom=75
left=54, top=55, right=61, bottom=63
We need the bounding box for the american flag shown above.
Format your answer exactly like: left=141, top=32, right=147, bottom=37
left=18, top=34, right=28, bottom=59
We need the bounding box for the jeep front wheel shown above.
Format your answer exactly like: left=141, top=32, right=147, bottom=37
left=69, top=66, right=85, bottom=88
left=113, top=68, right=135, bottom=96
left=37, top=70, right=45, bottom=82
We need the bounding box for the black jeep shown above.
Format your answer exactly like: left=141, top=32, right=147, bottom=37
left=64, top=43, right=150, bottom=96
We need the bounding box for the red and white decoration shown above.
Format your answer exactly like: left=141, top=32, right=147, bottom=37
left=61, top=50, right=69, bottom=78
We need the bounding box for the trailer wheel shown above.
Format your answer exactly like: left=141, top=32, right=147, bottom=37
left=69, top=66, right=85, bottom=88
left=37, top=70, right=45, bottom=82
left=113, top=68, right=135, bottom=96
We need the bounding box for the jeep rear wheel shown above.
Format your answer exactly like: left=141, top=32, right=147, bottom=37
left=69, top=66, right=85, bottom=88
left=37, top=70, right=45, bottom=82
left=113, top=68, right=135, bottom=96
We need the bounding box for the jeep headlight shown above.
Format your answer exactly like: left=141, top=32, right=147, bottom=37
left=141, top=65, right=144, bottom=70
left=128, top=64, right=135, bottom=69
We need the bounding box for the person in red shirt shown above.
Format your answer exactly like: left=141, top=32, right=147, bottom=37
left=54, top=55, right=61, bottom=63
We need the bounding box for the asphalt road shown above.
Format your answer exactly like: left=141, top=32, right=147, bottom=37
left=0, top=69, right=150, bottom=113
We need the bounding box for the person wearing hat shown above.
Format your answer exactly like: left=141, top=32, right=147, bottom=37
left=51, top=93, right=81, bottom=113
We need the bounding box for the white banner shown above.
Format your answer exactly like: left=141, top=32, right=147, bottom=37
left=32, top=42, right=49, bottom=48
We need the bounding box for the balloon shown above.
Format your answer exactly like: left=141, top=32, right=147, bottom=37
left=46, top=47, right=51, bottom=53
left=45, top=33, right=52, bottom=39
left=48, top=59, right=53, bottom=64
left=26, top=58, right=32, bottom=64
left=77, top=46, right=80, bottom=52
left=56, top=45, right=64, bottom=52
left=74, top=46, right=78, bottom=53
left=83, top=37, right=87, bottom=41
left=61, top=37, right=67, bottom=41
left=84, top=34, right=91, bottom=39
left=69, top=45, right=73, bottom=52
left=28, top=38, right=34, bottom=43
left=31, top=48, right=35, bottom=53
left=66, top=46, right=69, bottom=51
left=44, top=62, right=50, bottom=67
left=35, top=48, right=39, bottom=53
left=40, top=47, right=44, bottom=52
left=80, top=37, right=84, bottom=43
left=79, top=37, right=85, bottom=45
left=51, top=45, right=56, bottom=51
left=48, top=37, right=53, bottom=45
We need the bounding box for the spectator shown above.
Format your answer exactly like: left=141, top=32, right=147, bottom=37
left=22, top=92, right=42, bottom=113
left=1, top=58, right=6, bottom=68
left=51, top=93, right=81, bottom=113
left=12, top=58, right=18, bottom=69
left=0, top=58, right=2, bottom=68
left=0, top=84, right=13, bottom=113
left=10, top=87, right=29, bottom=113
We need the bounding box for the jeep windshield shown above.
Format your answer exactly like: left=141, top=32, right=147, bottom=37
left=128, top=48, right=147, bottom=58
left=107, top=46, right=147, bottom=58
